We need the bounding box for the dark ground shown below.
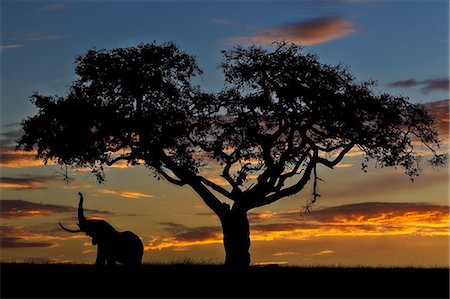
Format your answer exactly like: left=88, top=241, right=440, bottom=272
left=1, top=263, right=449, bottom=298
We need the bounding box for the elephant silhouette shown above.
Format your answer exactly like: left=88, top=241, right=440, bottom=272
left=60, top=192, right=144, bottom=267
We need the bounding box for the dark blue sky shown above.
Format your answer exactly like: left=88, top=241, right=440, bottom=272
left=1, top=0, right=449, bottom=128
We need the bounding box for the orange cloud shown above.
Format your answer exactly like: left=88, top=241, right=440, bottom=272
left=0, top=225, right=83, bottom=249
left=0, top=199, right=111, bottom=219
left=229, top=17, right=355, bottom=45
left=144, top=202, right=449, bottom=251
left=272, top=251, right=298, bottom=257
left=100, top=189, right=155, bottom=199
left=312, top=249, right=335, bottom=256
left=144, top=237, right=223, bottom=251
left=0, top=175, right=57, bottom=190
left=0, top=148, right=46, bottom=168
left=424, top=99, right=449, bottom=138
left=252, top=202, right=450, bottom=240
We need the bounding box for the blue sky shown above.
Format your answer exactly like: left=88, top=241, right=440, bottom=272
left=1, top=0, right=449, bottom=127
left=0, top=1, right=448, bottom=266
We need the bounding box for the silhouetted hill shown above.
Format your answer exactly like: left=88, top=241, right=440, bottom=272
left=1, top=263, right=448, bottom=298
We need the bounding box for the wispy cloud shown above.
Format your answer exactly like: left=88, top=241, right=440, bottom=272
left=145, top=202, right=449, bottom=251
left=227, top=16, right=355, bottom=46
left=0, top=225, right=82, bottom=249
left=312, top=249, right=335, bottom=256
left=38, top=2, right=66, bottom=11
left=1, top=30, right=66, bottom=52
left=1, top=226, right=57, bottom=248
left=0, top=199, right=111, bottom=219
left=0, top=148, right=45, bottom=168
left=18, top=32, right=66, bottom=42
left=424, top=99, right=449, bottom=138
left=100, top=189, right=155, bottom=199
left=0, top=175, right=59, bottom=190
left=0, top=44, right=23, bottom=51
left=272, top=251, right=298, bottom=257
left=1, top=200, right=74, bottom=218
left=145, top=223, right=222, bottom=250
left=388, top=78, right=449, bottom=94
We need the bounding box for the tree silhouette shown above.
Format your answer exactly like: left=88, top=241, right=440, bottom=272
left=18, top=42, right=446, bottom=268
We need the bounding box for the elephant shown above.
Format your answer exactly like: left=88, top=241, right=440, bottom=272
left=60, top=192, right=144, bottom=267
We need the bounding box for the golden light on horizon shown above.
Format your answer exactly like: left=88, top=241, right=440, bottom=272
left=143, top=206, right=449, bottom=251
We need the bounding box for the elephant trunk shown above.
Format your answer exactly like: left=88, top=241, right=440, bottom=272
left=78, top=192, right=88, bottom=229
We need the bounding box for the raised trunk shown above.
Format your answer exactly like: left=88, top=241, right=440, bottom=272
left=77, top=192, right=87, bottom=228
left=220, top=205, right=251, bottom=268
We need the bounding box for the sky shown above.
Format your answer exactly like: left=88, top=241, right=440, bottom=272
left=0, top=0, right=449, bottom=267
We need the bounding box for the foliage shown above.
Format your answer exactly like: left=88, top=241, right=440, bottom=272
left=18, top=42, right=446, bottom=210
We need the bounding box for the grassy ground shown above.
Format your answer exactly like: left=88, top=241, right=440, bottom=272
left=1, top=263, right=449, bottom=298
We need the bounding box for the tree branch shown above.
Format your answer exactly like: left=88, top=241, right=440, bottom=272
left=157, top=167, right=186, bottom=186
left=246, top=151, right=316, bottom=209
left=198, top=176, right=234, bottom=200
left=222, top=160, right=239, bottom=192
left=273, top=153, right=308, bottom=192
left=160, top=151, right=228, bottom=217
left=316, top=143, right=354, bottom=168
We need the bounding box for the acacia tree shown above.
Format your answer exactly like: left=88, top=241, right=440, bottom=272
left=18, top=42, right=446, bottom=268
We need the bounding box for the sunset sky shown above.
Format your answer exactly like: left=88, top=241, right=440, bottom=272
left=1, top=0, right=449, bottom=267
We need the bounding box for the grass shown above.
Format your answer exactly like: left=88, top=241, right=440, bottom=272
left=1, top=262, right=449, bottom=298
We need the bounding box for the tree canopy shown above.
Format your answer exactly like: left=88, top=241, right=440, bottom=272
left=18, top=42, right=447, bottom=267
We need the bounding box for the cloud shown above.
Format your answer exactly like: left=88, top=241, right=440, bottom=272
left=1, top=200, right=74, bottom=218
left=388, top=78, right=449, bottom=94
left=306, top=202, right=449, bottom=223
left=0, top=199, right=112, bottom=219
left=145, top=222, right=222, bottom=250
left=0, top=127, right=47, bottom=168
left=311, top=249, right=335, bottom=256
left=100, top=189, right=155, bottom=199
left=251, top=202, right=449, bottom=239
left=0, top=226, right=76, bottom=249
left=228, top=16, right=355, bottom=46
left=145, top=202, right=449, bottom=251
left=1, top=128, right=23, bottom=140
left=272, top=251, right=298, bottom=256
left=1, top=235, right=55, bottom=248
left=38, top=2, right=66, bottom=11
left=424, top=99, right=449, bottom=138
left=0, top=148, right=45, bottom=168
left=0, top=174, right=59, bottom=190
left=18, top=32, right=66, bottom=42
left=0, top=44, right=23, bottom=51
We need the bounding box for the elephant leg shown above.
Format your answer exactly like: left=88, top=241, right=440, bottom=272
left=95, top=245, right=106, bottom=266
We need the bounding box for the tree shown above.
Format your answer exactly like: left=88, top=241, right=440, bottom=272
left=18, top=42, right=446, bottom=268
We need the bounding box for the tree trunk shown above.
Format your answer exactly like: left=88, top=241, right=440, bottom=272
left=220, top=205, right=251, bottom=268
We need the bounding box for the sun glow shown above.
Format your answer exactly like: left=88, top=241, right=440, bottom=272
left=144, top=206, right=449, bottom=251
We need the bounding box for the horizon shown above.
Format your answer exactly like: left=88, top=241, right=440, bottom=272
left=1, top=0, right=449, bottom=267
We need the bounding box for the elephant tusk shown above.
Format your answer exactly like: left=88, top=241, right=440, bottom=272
left=59, top=222, right=81, bottom=233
